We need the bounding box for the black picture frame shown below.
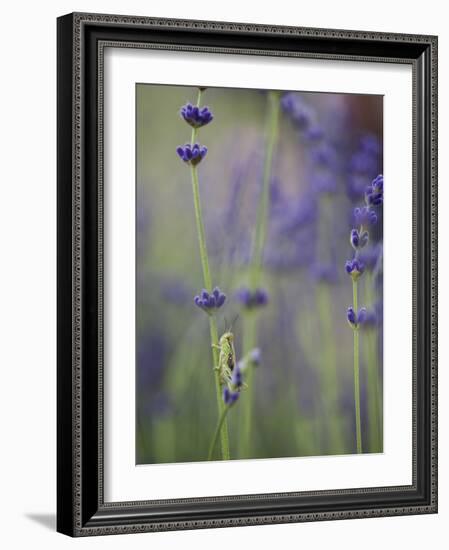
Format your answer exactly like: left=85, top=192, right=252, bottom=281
left=57, top=12, right=438, bottom=537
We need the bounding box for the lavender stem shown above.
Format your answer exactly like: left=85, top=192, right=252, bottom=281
left=189, top=88, right=230, bottom=460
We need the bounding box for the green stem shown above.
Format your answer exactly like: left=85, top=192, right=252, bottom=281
left=208, top=404, right=231, bottom=460
left=250, top=90, right=281, bottom=289
left=365, top=271, right=382, bottom=452
left=189, top=88, right=230, bottom=460
left=366, top=331, right=380, bottom=451
left=239, top=91, right=281, bottom=458
left=239, top=313, right=257, bottom=458
left=314, top=194, right=345, bottom=454
left=364, top=272, right=382, bottom=451
left=239, top=91, right=281, bottom=459
left=353, top=279, right=362, bottom=454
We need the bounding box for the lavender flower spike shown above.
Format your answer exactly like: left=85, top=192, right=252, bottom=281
left=194, top=287, right=226, bottom=314
left=180, top=102, right=214, bottom=128
left=176, top=143, right=208, bottom=166
left=365, top=174, right=384, bottom=206
left=235, top=287, right=269, bottom=310
left=345, top=258, right=365, bottom=281
left=353, top=206, right=378, bottom=227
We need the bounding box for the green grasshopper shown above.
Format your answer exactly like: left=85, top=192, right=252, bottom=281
left=213, top=320, right=252, bottom=392
left=213, top=330, right=237, bottom=388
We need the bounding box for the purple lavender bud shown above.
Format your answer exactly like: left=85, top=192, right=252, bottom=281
left=176, top=143, right=208, bottom=166
left=231, top=364, right=243, bottom=388
left=345, top=258, right=365, bottom=280
left=235, top=287, right=252, bottom=307
left=361, top=308, right=378, bottom=327
left=357, top=307, right=368, bottom=325
left=350, top=228, right=369, bottom=250
left=235, top=287, right=269, bottom=309
left=347, top=306, right=368, bottom=328
left=223, top=387, right=239, bottom=406
left=353, top=206, right=378, bottom=227
left=216, top=294, right=226, bottom=308
left=194, top=286, right=226, bottom=314
left=180, top=103, right=214, bottom=128
left=365, top=174, right=384, bottom=206
left=360, top=231, right=369, bottom=248
left=372, top=174, right=383, bottom=192
left=254, top=288, right=269, bottom=307
left=350, top=229, right=359, bottom=249
left=304, top=124, right=324, bottom=142
left=347, top=306, right=357, bottom=326
left=310, top=143, right=337, bottom=168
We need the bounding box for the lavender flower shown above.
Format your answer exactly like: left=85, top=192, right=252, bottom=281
left=180, top=103, right=214, bottom=128
left=365, top=174, right=384, bottom=206
left=223, top=387, right=239, bottom=406
left=345, top=258, right=365, bottom=280
left=237, top=347, right=262, bottom=373
left=347, top=306, right=357, bottom=326
left=310, top=143, right=338, bottom=168
left=304, top=124, right=324, bottom=142
left=346, top=135, right=381, bottom=203
left=194, top=287, right=226, bottom=314
left=346, top=173, right=383, bottom=455
left=347, top=306, right=368, bottom=328
left=350, top=228, right=369, bottom=250
left=231, top=364, right=243, bottom=388
left=235, top=287, right=269, bottom=309
left=281, top=93, right=312, bottom=130
left=360, top=307, right=378, bottom=328
left=353, top=206, right=378, bottom=227
left=176, top=143, right=208, bottom=165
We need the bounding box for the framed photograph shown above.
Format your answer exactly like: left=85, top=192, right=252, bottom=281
left=57, top=12, right=438, bottom=536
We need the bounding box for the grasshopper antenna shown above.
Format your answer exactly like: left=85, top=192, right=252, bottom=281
left=230, top=314, right=240, bottom=331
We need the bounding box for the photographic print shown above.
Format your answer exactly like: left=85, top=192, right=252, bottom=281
left=57, top=15, right=437, bottom=535
left=136, top=84, right=384, bottom=464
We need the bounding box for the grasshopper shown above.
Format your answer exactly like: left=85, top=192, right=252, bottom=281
left=213, top=324, right=251, bottom=392
left=212, top=331, right=236, bottom=388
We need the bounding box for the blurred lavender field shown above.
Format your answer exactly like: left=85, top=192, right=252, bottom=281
left=136, top=84, right=383, bottom=464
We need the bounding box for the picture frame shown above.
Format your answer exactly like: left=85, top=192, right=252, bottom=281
left=57, top=12, right=438, bottom=536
